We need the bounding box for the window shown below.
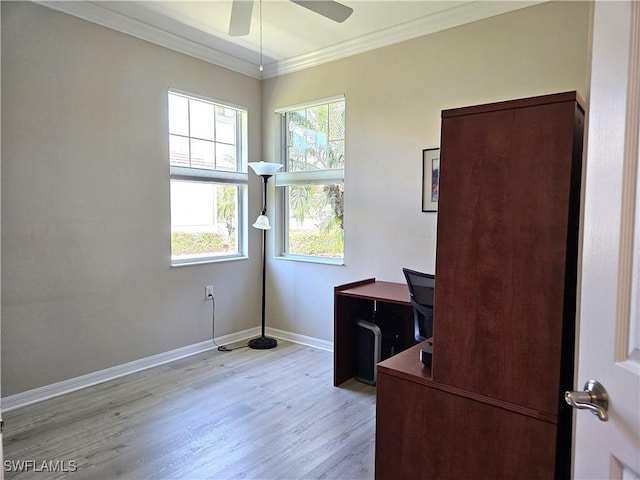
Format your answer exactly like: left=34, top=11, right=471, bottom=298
left=168, top=91, right=247, bottom=265
left=276, top=97, right=345, bottom=261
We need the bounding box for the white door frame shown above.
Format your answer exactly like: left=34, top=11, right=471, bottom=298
left=572, top=1, right=640, bottom=478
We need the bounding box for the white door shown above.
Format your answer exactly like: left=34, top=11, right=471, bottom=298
left=572, top=1, right=640, bottom=478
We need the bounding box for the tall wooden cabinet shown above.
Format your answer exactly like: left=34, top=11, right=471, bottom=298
left=375, top=92, right=584, bottom=479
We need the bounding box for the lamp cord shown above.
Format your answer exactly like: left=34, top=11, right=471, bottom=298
left=210, top=296, right=247, bottom=352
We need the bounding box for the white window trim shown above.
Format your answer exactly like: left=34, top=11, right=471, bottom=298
left=274, top=169, right=343, bottom=186
left=275, top=97, right=346, bottom=264
left=169, top=90, right=249, bottom=266
left=171, top=167, right=248, bottom=185
left=274, top=94, right=345, bottom=115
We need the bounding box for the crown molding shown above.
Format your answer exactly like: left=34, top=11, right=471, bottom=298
left=262, top=1, right=543, bottom=78
left=35, top=1, right=262, bottom=79
left=36, top=0, right=543, bottom=81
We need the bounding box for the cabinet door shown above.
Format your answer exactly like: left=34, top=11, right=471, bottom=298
left=375, top=372, right=557, bottom=480
left=432, top=95, right=583, bottom=415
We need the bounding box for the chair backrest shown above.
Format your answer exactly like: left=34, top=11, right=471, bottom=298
left=402, top=268, right=435, bottom=343
left=403, top=268, right=435, bottom=305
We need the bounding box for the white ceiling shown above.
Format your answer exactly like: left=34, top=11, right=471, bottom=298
left=39, top=0, right=543, bottom=79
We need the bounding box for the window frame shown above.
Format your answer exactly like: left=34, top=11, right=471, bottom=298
left=168, top=89, right=249, bottom=266
left=274, top=95, right=345, bottom=265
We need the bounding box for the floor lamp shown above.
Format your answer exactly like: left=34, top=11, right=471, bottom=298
left=248, top=161, right=283, bottom=349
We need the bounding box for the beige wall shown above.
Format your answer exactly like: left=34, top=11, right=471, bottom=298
left=1, top=2, right=264, bottom=395
left=262, top=1, right=591, bottom=342
left=1, top=1, right=591, bottom=396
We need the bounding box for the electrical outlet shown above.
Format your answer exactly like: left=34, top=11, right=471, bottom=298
left=205, top=285, right=214, bottom=299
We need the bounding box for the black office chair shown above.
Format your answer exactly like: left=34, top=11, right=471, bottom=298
left=402, top=268, right=435, bottom=344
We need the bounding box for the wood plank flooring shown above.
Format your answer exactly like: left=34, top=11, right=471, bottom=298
left=3, top=341, right=376, bottom=480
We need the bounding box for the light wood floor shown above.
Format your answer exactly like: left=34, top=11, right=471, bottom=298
left=3, top=341, right=377, bottom=480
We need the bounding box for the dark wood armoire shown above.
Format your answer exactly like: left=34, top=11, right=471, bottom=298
left=375, top=92, right=584, bottom=479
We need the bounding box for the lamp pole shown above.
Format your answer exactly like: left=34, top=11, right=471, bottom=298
left=247, top=162, right=282, bottom=350
left=249, top=174, right=277, bottom=349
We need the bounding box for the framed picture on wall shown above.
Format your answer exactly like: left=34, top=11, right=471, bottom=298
left=422, top=148, right=440, bottom=212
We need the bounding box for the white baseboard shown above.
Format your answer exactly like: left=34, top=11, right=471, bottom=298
left=1, top=327, right=333, bottom=412
left=267, top=327, right=333, bottom=352
left=1, top=328, right=259, bottom=412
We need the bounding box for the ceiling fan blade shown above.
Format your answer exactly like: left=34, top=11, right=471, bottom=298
left=229, top=0, right=254, bottom=37
left=291, top=0, right=353, bottom=23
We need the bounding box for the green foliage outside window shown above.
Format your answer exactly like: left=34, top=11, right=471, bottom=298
left=288, top=229, right=343, bottom=257
left=171, top=231, right=227, bottom=256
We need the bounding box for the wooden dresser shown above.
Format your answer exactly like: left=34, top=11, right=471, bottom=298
left=375, top=92, right=584, bottom=479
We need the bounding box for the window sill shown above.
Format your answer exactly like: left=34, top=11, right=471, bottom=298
left=171, top=255, right=248, bottom=267
left=276, top=254, right=344, bottom=266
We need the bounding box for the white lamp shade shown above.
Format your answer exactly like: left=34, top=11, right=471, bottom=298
left=253, top=214, right=271, bottom=230
left=248, top=161, right=283, bottom=176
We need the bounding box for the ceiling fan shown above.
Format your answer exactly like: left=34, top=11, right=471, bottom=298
left=229, top=0, right=354, bottom=37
